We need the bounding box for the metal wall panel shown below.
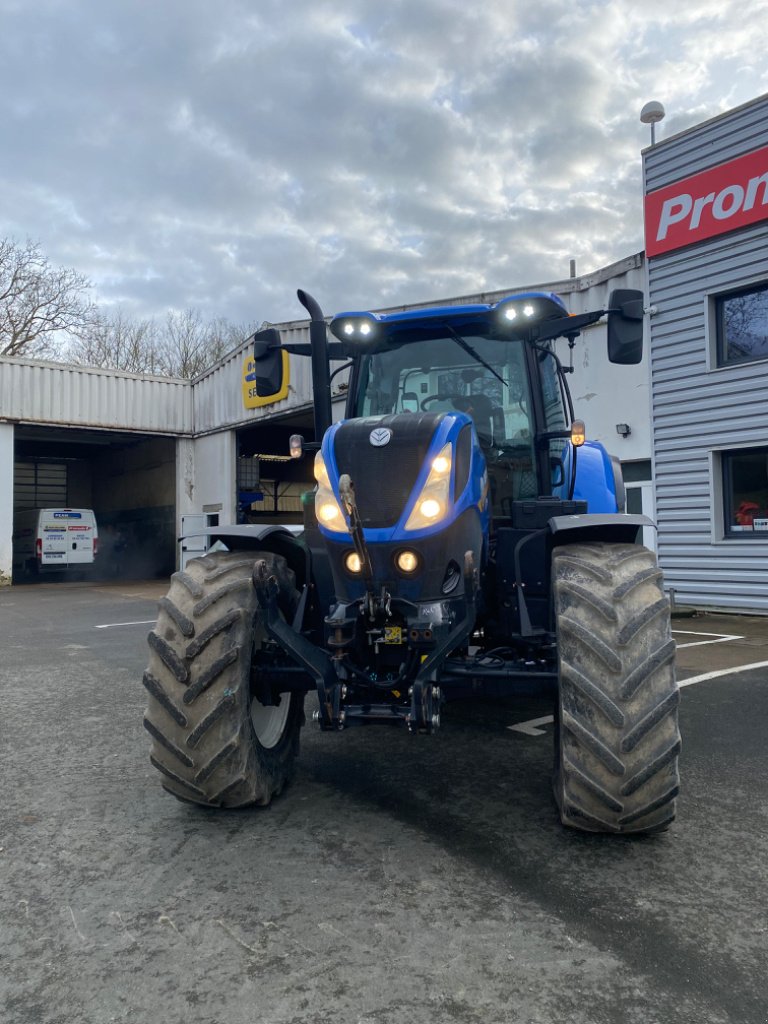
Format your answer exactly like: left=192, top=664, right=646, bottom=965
left=0, top=357, right=193, bottom=434
left=191, top=320, right=320, bottom=436
left=645, top=94, right=768, bottom=191
left=644, top=93, right=768, bottom=611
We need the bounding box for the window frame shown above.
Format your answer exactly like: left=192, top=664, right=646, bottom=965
left=721, top=444, right=768, bottom=540
left=715, top=279, right=768, bottom=368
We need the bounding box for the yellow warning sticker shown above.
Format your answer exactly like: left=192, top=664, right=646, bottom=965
left=384, top=626, right=402, bottom=644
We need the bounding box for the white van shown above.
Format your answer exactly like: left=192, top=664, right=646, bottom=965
left=12, top=508, right=99, bottom=577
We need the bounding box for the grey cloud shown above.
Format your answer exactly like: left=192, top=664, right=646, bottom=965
left=0, top=0, right=766, bottom=328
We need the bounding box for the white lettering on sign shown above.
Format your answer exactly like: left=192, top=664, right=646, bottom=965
left=645, top=145, right=768, bottom=256
left=656, top=194, right=692, bottom=240
left=656, top=173, right=768, bottom=241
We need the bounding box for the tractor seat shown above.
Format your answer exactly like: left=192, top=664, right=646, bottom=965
left=452, top=393, right=499, bottom=447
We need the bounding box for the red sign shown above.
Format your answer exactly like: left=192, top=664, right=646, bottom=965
left=644, top=144, right=768, bottom=257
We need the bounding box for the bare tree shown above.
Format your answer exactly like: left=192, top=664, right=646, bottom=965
left=154, top=309, right=211, bottom=378
left=70, top=308, right=157, bottom=374
left=0, top=238, right=95, bottom=357
left=154, top=309, right=251, bottom=378
left=69, top=305, right=253, bottom=379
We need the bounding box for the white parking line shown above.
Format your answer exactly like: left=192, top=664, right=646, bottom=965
left=678, top=660, right=768, bottom=688
left=507, top=660, right=768, bottom=736
left=94, top=619, right=156, bottom=629
left=672, top=629, right=744, bottom=649
left=508, top=715, right=553, bottom=736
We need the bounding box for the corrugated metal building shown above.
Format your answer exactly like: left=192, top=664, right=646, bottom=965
left=644, top=91, right=768, bottom=612
left=0, top=361, right=193, bottom=583
left=0, top=357, right=192, bottom=434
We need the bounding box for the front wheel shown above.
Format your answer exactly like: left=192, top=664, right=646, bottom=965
left=552, top=542, right=680, bottom=834
left=143, top=550, right=304, bottom=808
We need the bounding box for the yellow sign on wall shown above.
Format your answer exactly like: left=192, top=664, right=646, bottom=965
left=242, top=351, right=290, bottom=409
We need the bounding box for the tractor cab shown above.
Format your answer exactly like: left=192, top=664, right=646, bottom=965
left=328, top=289, right=635, bottom=526
left=339, top=304, right=557, bottom=520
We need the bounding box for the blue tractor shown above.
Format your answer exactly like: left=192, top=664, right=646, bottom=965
left=143, top=287, right=680, bottom=834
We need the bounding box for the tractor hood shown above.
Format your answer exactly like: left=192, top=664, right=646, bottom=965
left=312, top=410, right=489, bottom=604
left=314, top=411, right=489, bottom=544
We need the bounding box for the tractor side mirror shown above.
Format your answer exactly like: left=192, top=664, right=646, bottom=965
left=252, top=327, right=284, bottom=397
left=607, top=289, right=644, bottom=365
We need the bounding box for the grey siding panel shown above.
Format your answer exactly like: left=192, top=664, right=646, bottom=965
left=654, top=371, right=768, bottom=398
left=0, top=357, right=192, bottom=434
left=645, top=93, right=768, bottom=191
left=645, top=93, right=768, bottom=612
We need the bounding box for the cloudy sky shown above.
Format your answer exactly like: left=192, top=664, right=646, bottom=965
left=1, top=0, right=767, bottom=328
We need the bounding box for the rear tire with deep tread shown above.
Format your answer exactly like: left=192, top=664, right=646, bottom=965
left=143, top=550, right=304, bottom=808
left=552, top=542, right=680, bottom=834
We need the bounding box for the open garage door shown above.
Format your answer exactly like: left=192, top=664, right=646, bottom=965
left=13, top=426, right=177, bottom=582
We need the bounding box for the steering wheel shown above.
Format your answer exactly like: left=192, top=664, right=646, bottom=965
left=420, top=392, right=462, bottom=411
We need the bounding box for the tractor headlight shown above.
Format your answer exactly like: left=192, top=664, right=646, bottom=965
left=318, top=500, right=344, bottom=524
left=314, top=451, right=350, bottom=534
left=418, top=498, right=442, bottom=519
left=395, top=550, right=420, bottom=574
left=344, top=551, right=363, bottom=574
left=404, top=442, right=452, bottom=532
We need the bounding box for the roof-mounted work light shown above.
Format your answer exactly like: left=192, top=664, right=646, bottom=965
left=330, top=313, right=380, bottom=348
left=494, top=292, right=568, bottom=330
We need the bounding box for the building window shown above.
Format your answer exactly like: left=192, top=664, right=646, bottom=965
left=716, top=281, right=768, bottom=366
left=723, top=447, right=768, bottom=537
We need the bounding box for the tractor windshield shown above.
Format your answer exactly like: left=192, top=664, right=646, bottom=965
left=351, top=333, right=540, bottom=513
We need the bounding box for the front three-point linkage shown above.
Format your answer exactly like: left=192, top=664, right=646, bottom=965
left=338, top=473, right=445, bottom=734
left=405, top=550, right=479, bottom=734
left=251, top=559, right=344, bottom=728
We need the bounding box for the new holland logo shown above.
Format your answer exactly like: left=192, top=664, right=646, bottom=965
left=369, top=427, right=392, bottom=447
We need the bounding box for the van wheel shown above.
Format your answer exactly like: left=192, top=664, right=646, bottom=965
left=552, top=542, right=680, bottom=834
left=142, top=551, right=304, bottom=807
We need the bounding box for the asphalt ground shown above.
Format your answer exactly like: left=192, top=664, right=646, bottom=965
left=1, top=581, right=767, bottom=1024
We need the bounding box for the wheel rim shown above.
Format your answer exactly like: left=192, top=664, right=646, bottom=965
left=250, top=695, right=290, bottom=750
